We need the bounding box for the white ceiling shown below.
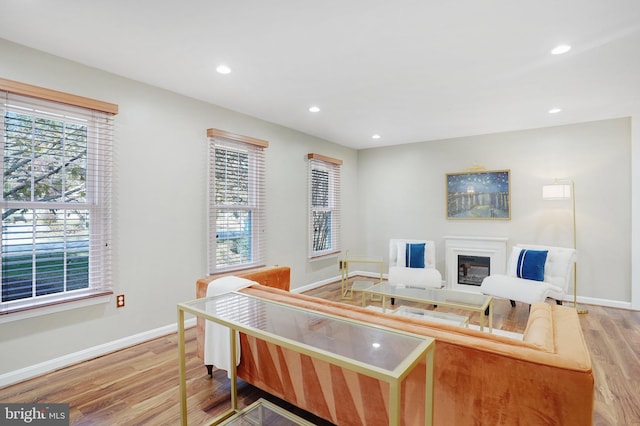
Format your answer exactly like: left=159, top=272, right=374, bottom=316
left=1, top=0, right=640, bottom=149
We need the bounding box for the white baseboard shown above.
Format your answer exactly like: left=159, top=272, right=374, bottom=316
left=575, top=295, right=632, bottom=310
left=291, top=274, right=340, bottom=293
left=0, top=318, right=196, bottom=388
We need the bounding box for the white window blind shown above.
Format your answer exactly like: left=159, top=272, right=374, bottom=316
left=308, top=153, right=342, bottom=258
left=208, top=129, right=267, bottom=273
left=0, top=80, right=116, bottom=315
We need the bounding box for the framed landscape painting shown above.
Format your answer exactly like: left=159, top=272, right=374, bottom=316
left=446, top=169, right=511, bottom=220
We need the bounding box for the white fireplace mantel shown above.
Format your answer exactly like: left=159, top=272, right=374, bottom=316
left=443, top=236, right=508, bottom=292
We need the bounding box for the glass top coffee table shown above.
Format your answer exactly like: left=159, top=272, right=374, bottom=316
left=365, top=283, right=493, bottom=332
left=391, top=306, right=470, bottom=328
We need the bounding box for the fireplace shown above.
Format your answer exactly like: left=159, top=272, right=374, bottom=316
left=457, top=255, right=490, bottom=286
left=444, top=236, right=508, bottom=292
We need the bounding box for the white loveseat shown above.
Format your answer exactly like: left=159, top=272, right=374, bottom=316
left=480, top=244, right=576, bottom=306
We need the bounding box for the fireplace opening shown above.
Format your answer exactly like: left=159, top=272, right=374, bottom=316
left=457, top=255, right=490, bottom=286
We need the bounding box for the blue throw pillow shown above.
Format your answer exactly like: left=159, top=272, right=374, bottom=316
left=515, top=249, right=548, bottom=281
left=405, top=243, right=426, bottom=268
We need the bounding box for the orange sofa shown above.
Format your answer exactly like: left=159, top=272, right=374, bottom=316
left=196, top=266, right=594, bottom=426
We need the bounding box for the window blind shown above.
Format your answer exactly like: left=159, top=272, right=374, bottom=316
left=0, top=84, right=115, bottom=315
left=208, top=129, right=267, bottom=273
left=308, top=153, right=342, bottom=258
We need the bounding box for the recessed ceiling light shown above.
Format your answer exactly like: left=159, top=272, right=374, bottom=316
left=372, top=134, right=381, bottom=139
left=308, top=106, right=320, bottom=113
left=548, top=108, right=562, bottom=114
left=551, top=44, right=571, bottom=55
left=216, top=64, right=231, bottom=74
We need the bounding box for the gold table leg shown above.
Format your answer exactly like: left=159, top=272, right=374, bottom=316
left=229, top=328, right=238, bottom=411
left=488, top=299, right=493, bottom=333
left=177, top=308, right=188, bottom=426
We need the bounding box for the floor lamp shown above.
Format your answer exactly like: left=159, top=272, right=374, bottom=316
left=542, top=180, right=588, bottom=314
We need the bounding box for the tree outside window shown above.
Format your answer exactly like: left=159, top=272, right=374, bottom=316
left=214, top=146, right=252, bottom=268
left=1, top=87, right=114, bottom=313
left=311, top=168, right=331, bottom=252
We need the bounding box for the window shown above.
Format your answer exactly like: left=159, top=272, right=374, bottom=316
left=0, top=78, right=117, bottom=316
left=308, top=153, right=342, bottom=258
left=208, top=129, right=267, bottom=273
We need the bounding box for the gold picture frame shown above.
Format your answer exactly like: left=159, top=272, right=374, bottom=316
left=446, top=169, right=511, bottom=220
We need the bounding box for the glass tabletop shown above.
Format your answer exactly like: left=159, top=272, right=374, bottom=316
left=180, top=292, right=428, bottom=373
left=219, top=399, right=314, bottom=426
left=367, top=282, right=491, bottom=309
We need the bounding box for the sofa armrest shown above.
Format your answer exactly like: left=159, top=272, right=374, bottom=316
left=195, top=266, right=291, bottom=360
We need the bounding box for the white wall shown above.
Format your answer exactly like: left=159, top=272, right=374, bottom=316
left=0, top=39, right=358, bottom=376
left=0, top=37, right=633, bottom=381
left=357, top=118, right=631, bottom=305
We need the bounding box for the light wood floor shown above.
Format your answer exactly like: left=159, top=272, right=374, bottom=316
left=1, top=278, right=639, bottom=425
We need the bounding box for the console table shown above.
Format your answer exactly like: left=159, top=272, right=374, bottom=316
left=339, top=256, right=384, bottom=299
left=178, top=292, right=435, bottom=425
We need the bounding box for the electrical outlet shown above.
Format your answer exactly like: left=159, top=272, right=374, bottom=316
left=116, top=294, right=125, bottom=308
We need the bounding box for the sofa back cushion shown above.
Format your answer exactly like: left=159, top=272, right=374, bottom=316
left=522, top=302, right=554, bottom=352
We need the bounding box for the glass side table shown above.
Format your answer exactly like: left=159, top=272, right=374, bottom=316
left=339, top=256, right=383, bottom=299
left=178, top=291, right=435, bottom=425
left=218, top=398, right=315, bottom=426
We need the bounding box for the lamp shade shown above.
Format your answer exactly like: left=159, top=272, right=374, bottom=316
left=542, top=183, right=571, bottom=200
